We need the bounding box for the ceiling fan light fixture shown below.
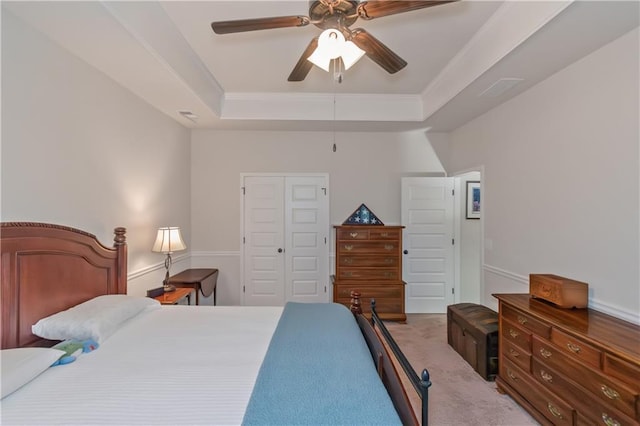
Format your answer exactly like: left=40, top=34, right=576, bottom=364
left=307, top=28, right=364, bottom=72
left=341, top=40, right=365, bottom=70
left=307, top=46, right=333, bottom=72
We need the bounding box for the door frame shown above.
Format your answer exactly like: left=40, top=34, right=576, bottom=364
left=239, top=173, right=330, bottom=305
left=452, top=166, right=484, bottom=305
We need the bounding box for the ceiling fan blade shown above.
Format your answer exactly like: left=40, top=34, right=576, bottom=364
left=288, top=37, right=320, bottom=82
left=357, top=1, right=456, bottom=20
left=350, top=29, right=407, bottom=74
left=211, top=15, right=310, bottom=34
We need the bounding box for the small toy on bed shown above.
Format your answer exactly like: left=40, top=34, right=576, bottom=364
left=50, top=339, right=99, bottom=366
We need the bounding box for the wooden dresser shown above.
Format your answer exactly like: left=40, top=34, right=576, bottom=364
left=332, top=225, right=406, bottom=322
left=494, top=293, right=640, bottom=426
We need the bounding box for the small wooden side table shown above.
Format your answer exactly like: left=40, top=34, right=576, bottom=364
left=152, top=287, right=194, bottom=305
left=167, top=268, right=218, bottom=306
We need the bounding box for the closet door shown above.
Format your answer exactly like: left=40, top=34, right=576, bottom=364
left=243, top=177, right=286, bottom=306
left=285, top=177, right=329, bottom=303
left=242, top=175, right=329, bottom=306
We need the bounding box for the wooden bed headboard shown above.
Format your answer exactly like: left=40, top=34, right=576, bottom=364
left=1, top=222, right=127, bottom=349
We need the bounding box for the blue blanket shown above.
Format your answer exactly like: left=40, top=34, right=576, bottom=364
left=242, top=302, right=401, bottom=425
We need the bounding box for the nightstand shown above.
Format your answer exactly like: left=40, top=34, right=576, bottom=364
left=167, top=268, right=218, bottom=305
left=152, top=287, right=194, bottom=305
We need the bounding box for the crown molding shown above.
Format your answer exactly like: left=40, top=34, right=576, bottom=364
left=222, top=92, right=423, bottom=122
left=420, top=0, right=573, bottom=120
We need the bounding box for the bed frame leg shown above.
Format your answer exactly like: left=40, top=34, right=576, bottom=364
left=420, top=369, right=432, bottom=426
left=349, top=291, right=362, bottom=315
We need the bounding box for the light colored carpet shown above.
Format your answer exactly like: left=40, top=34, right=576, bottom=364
left=385, top=314, right=540, bottom=426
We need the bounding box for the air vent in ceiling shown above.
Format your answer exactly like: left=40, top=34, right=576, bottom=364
left=478, top=78, right=524, bottom=98
left=179, top=110, right=199, bottom=123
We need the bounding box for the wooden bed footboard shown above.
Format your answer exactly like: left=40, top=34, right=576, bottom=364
left=352, top=291, right=431, bottom=426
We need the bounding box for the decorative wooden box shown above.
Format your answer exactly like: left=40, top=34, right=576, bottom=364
left=529, top=274, right=588, bottom=309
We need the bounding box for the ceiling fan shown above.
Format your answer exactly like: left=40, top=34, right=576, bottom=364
left=211, top=0, right=456, bottom=82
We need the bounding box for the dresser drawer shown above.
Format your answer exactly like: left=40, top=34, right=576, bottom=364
left=501, top=358, right=575, bottom=426
left=338, top=255, right=399, bottom=268
left=335, top=284, right=404, bottom=300
left=503, top=339, right=532, bottom=373
left=337, top=297, right=404, bottom=314
left=502, top=319, right=532, bottom=351
left=336, top=228, right=370, bottom=240
left=603, top=354, right=640, bottom=392
left=368, top=228, right=401, bottom=240
left=336, top=267, right=400, bottom=281
left=337, top=241, right=400, bottom=254
left=533, top=336, right=639, bottom=420
left=502, top=304, right=551, bottom=339
left=531, top=358, right=582, bottom=410
left=551, top=328, right=602, bottom=369
left=532, top=359, right=638, bottom=426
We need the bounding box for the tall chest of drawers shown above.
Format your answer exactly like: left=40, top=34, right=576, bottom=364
left=494, top=294, right=640, bottom=426
left=333, top=225, right=406, bottom=322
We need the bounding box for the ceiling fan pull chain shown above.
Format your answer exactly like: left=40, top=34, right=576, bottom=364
left=333, top=58, right=344, bottom=83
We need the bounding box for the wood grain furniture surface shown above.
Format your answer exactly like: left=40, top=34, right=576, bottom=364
left=494, top=293, right=640, bottom=426
left=1, top=222, right=127, bottom=349
left=167, top=268, right=218, bottom=306
left=153, top=287, right=194, bottom=305
left=447, top=303, right=499, bottom=381
left=0, top=222, right=430, bottom=426
left=333, top=225, right=406, bottom=321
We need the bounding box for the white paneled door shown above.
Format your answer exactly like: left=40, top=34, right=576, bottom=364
left=242, top=175, right=329, bottom=306
left=401, top=177, right=455, bottom=313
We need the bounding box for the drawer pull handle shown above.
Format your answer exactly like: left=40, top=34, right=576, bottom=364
left=566, top=342, right=581, bottom=354
left=600, top=385, right=620, bottom=400
left=343, top=258, right=353, bottom=264
left=508, top=329, right=519, bottom=339
left=384, top=258, right=393, bottom=264
left=539, top=370, right=553, bottom=383
left=508, top=348, right=520, bottom=358
left=344, top=245, right=353, bottom=251
left=344, top=272, right=353, bottom=277
left=547, top=403, right=563, bottom=419
left=517, top=315, right=528, bottom=325
left=507, top=369, right=518, bottom=381
left=349, top=232, right=358, bottom=238
left=384, top=244, right=394, bottom=251
left=602, top=414, right=621, bottom=426
left=539, top=348, right=552, bottom=359
left=380, top=232, right=389, bottom=237
left=384, top=272, right=393, bottom=278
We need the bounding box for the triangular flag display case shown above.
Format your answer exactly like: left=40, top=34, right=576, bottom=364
left=342, top=203, right=384, bottom=225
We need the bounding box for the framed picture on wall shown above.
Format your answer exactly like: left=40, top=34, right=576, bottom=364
left=466, top=181, right=481, bottom=219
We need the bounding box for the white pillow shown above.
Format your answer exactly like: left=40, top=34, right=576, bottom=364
left=32, top=295, right=160, bottom=344
left=1, top=347, right=65, bottom=399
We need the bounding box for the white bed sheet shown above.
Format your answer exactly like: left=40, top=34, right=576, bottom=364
left=1, top=305, right=283, bottom=425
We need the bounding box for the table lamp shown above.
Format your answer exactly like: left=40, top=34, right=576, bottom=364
left=152, top=227, right=186, bottom=292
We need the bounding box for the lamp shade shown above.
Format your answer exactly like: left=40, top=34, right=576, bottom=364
left=152, top=227, right=186, bottom=253
left=307, top=29, right=364, bottom=72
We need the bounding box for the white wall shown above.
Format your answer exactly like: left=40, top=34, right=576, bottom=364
left=190, top=129, right=446, bottom=304
left=456, top=172, right=482, bottom=303
left=1, top=10, right=192, bottom=296
left=447, top=28, right=639, bottom=322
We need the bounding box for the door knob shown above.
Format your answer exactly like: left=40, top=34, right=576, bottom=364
left=278, top=248, right=283, bottom=253
left=403, top=250, right=408, bottom=254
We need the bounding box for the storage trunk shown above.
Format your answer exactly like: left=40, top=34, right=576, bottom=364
left=447, top=303, right=499, bottom=381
